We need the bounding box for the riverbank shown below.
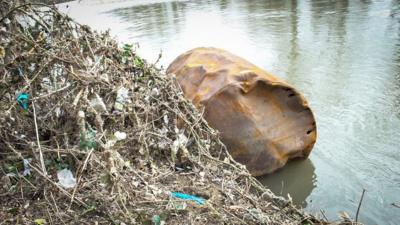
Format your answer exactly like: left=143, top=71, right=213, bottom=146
left=0, top=2, right=345, bottom=224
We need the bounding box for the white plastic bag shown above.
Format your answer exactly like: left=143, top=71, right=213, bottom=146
left=57, top=168, right=76, bottom=189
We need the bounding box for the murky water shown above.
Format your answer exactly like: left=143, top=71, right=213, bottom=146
left=61, top=0, right=400, bottom=224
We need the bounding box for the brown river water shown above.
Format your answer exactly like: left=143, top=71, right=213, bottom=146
left=60, top=0, right=400, bottom=224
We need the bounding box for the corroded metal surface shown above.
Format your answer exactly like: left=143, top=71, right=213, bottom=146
left=167, top=47, right=317, bottom=176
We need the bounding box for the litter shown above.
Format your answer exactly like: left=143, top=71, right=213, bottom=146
left=57, top=168, right=76, bottom=189
left=16, top=93, right=29, bottom=110
left=22, top=158, right=31, bottom=176
left=114, top=131, right=127, bottom=140
left=171, top=192, right=205, bottom=205
left=171, top=132, right=188, bottom=162
left=89, top=93, right=107, bottom=113
left=16, top=67, right=23, bottom=76
left=114, top=87, right=129, bottom=112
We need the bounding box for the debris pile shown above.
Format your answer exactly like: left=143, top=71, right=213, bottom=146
left=0, top=1, right=326, bottom=224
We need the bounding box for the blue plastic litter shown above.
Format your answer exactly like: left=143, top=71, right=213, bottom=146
left=171, top=192, right=205, bottom=205
left=17, top=93, right=29, bottom=110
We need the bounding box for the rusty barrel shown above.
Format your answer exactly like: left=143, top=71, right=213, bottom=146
left=167, top=47, right=317, bottom=176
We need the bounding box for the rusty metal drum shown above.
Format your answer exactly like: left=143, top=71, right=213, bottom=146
left=167, top=47, right=317, bottom=176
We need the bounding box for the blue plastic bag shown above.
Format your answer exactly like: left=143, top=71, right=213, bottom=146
left=17, top=93, right=29, bottom=110
left=171, top=192, right=205, bottom=205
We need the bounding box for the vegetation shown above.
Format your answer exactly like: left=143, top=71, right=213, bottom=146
left=0, top=1, right=352, bottom=224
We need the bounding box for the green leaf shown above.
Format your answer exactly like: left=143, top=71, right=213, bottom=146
left=100, top=173, right=111, bottom=185
left=34, top=218, right=46, bottom=225
left=55, top=158, right=69, bottom=171
left=123, top=43, right=133, bottom=51
left=7, top=207, right=18, bottom=215
left=134, top=57, right=144, bottom=67
left=81, top=205, right=96, bottom=216
left=79, top=128, right=97, bottom=151
left=151, top=215, right=161, bottom=225
left=122, top=44, right=133, bottom=57
left=0, top=46, right=5, bottom=58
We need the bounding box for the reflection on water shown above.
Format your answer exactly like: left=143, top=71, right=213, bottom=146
left=62, top=0, right=400, bottom=224
left=258, top=158, right=316, bottom=208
